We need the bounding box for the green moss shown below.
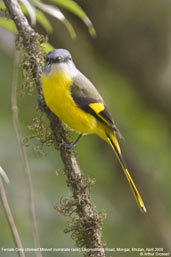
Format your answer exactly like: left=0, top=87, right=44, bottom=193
left=23, top=111, right=55, bottom=155
left=16, top=33, right=46, bottom=95
left=56, top=176, right=106, bottom=249
left=65, top=210, right=106, bottom=248
left=15, top=33, right=56, bottom=153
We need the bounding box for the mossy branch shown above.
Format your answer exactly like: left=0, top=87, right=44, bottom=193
left=3, top=0, right=106, bottom=256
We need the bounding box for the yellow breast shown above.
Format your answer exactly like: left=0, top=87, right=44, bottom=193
left=41, top=71, right=97, bottom=134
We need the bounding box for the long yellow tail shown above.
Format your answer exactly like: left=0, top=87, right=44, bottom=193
left=107, top=133, right=146, bottom=213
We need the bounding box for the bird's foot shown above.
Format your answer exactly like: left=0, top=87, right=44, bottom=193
left=63, top=142, right=76, bottom=149
left=63, top=134, right=82, bottom=149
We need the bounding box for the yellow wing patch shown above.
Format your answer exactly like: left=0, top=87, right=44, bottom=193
left=89, top=102, right=105, bottom=113
left=89, top=102, right=112, bottom=127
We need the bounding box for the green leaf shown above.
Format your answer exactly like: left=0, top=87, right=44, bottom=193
left=41, top=42, right=54, bottom=53
left=19, top=0, right=36, bottom=25
left=0, top=18, right=17, bottom=32
left=35, top=9, right=53, bottom=33
left=62, top=18, right=76, bottom=39
left=50, top=0, right=96, bottom=36
left=20, top=3, right=52, bottom=33
left=34, top=1, right=76, bottom=39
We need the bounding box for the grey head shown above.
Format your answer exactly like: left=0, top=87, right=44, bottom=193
left=43, top=48, right=78, bottom=77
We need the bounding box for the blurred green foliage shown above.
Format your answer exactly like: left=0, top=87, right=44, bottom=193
left=0, top=0, right=171, bottom=256
left=0, top=0, right=95, bottom=38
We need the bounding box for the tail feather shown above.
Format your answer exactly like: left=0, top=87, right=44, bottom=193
left=107, top=133, right=146, bottom=213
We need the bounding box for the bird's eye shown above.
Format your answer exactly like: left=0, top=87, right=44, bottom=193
left=68, top=56, right=72, bottom=61
left=55, top=56, right=62, bottom=62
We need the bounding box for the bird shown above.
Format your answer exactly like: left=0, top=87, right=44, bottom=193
left=41, top=48, right=146, bottom=213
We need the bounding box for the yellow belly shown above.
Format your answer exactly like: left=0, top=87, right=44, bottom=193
left=41, top=72, right=98, bottom=134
